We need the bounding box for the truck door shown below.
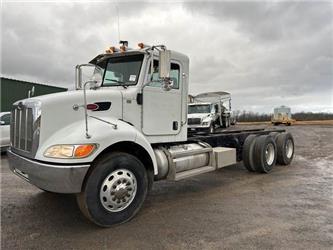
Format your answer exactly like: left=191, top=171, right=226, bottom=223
left=142, top=60, right=182, bottom=135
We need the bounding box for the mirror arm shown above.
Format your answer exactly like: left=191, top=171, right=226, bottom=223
left=83, top=80, right=97, bottom=139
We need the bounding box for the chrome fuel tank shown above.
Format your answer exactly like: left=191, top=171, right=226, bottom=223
left=154, top=143, right=211, bottom=180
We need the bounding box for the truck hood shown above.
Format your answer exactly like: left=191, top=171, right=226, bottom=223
left=27, top=88, right=123, bottom=146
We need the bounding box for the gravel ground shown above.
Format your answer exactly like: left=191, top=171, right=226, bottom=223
left=1, top=125, right=332, bottom=249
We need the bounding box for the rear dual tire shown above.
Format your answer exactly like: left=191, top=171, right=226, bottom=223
left=243, top=132, right=294, bottom=173
left=276, top=132, right=294, bottom=165
left=242, top=135, right=257, bottom=172
left=253, top=135, right=277, bottom=173
left=243, top=134, right=276, bottom=173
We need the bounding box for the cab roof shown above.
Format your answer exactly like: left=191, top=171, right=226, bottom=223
left=89, top=48, right=189, bottom=65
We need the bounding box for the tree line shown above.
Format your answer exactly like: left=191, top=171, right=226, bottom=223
left=234, top=111, right=333, bottom=122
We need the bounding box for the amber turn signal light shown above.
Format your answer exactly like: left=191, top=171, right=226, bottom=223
left=105, top=46, right=115, bottom=54
left=74, top=144, right=96, bottom=158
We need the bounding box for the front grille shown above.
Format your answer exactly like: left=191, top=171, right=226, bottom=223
left=10, top=100, right=41, bottom=157
left=11, top=106, right=34, bottom=152
left=188, top=118, right=201, bottom=125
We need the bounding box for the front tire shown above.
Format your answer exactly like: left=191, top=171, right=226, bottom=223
left=226, top=117, right=230, bottom=128
left=77, top=152, right=148, bottom=227
left=208, top=123, right=215, bottom=133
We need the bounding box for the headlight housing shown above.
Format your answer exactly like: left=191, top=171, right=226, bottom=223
left=44, top=144, right=97, bottom=159
left=202, top=118, right=211, bottom=126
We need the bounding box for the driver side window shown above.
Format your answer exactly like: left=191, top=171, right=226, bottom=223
left=148, top=60, right=161, bottom=87
left=148, top=60, right=180, bottom=89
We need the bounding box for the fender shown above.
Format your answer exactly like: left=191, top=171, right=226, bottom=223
left=134, top=129, right=158, bottom=175
left=35, top=118, right=158, bottom=175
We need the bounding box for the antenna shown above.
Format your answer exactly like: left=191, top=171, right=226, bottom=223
left=115, top=4, right=120, bottom=42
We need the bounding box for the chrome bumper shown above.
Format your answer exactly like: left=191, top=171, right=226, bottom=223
left=188, top=125, right=210, bottom=131
left=7, top=149, right=90, bottom=193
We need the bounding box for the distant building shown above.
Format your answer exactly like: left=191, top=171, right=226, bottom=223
left=0, top=77, right=67, bottom=112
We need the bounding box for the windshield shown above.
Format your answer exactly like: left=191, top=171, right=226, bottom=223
left=102, top=54, right=144, bottom=87
left=188, top=104, right=211, bottom=114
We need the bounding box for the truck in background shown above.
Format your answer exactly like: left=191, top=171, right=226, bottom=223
left=272, top=105, right=295, bottom=126
left=7, top=42, right=295, bottom=227
left=188, top=92, right=233, bottom=133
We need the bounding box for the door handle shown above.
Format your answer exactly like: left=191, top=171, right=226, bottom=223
left=173, top=121, right=178, bottom=130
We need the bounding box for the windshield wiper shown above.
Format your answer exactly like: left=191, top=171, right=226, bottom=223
left=105, top=78, right=129, bottom=88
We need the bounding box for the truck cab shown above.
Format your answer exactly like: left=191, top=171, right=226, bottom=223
left=188, top=91, right=233, bottom=133
left=188, top=102, right=221, bottom=133
left=9, top=44, right=189, bottom=167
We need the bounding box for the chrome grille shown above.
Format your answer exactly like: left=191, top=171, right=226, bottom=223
left=11, top=106, right=33, bottom=152
left=10, top=100, right=41, bottom=158
left=188, top=118, right=201, bottom=125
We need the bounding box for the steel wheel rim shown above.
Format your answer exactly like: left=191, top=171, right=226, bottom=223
left=286, top=139, right=293, bottom=158
left=265, top=143, right=275, bottom=165
left=99, top=169, right=137, bottom=212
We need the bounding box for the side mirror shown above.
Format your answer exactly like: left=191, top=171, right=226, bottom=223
left=75, top=64, right=103, bottom=89
left=90, top=69, right=103, bottom=89
left=159, top=49, right=172, bottom=91
left=159, top=50, right=171, bottom=79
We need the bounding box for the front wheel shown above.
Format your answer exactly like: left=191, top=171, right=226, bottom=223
left=77, top=152, right=148, bottom=227
left=208, top=123, right=215, bottom=133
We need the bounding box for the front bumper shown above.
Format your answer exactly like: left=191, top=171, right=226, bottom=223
left=188, top=125, right=210, bottom=132
left=7, top=149, right=90, bottom=193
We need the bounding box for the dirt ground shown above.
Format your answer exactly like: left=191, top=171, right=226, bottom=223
left=1, top=125, right=332, bottom=249
left=239, top=120, right=333, bottom=125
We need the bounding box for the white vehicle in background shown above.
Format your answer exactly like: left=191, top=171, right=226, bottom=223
left=272, top=105, right=295, bottom=126
left=188, top=102, right=222, bottom=133
left=0, top=112, right=11, bottom=151
left=7, top=42, right=295, bottom=227
left=188, top=92, right=232, bottom=133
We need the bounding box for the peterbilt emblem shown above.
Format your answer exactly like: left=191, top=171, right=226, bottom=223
left=17, top=102, right=24, bottom=110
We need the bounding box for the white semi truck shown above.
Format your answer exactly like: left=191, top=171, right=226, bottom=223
left=188, top=92, right=233, bottom=133
left=8, top=42, right=295, bottom=227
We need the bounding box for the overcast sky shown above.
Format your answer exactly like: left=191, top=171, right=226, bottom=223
left=1, top=0, right=332, bottom=113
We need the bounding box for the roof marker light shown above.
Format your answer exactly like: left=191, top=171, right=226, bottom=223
left=138, top=43, right=145, bottom=49
left=120, top=45, right=126, bottom=53
left=105, top=46, right=115, bottom=54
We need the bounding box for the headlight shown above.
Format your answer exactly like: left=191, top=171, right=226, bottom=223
left=44, top=144, right=97, bottom=159
left=202, top=121, right=210, bottom=126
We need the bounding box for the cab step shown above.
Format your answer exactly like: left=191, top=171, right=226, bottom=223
left=174, top=166, right=215, bottom=181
